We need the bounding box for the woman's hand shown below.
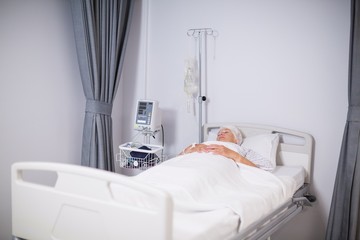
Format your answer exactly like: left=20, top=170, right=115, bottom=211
left=180, top=143, right=257, bottom=168
left=180, top=143, right=208, bottom=155
left=203, top=144, right=237, bottom=158
left=204, top=144, right=257, bottom=167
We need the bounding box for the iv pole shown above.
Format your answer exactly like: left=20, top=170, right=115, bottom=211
left=187, top=28, right=217, bottom=143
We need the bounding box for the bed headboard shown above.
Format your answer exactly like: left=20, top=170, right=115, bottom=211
left=203, top=123, right=314, bottom=183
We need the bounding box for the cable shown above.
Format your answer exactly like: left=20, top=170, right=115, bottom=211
left=161, top=124, right=165, bottom=147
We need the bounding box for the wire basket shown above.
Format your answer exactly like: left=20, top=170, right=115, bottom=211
left=116, top=142, right=164, bottom=175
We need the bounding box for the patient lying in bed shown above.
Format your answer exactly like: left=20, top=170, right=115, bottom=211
left=134, top=126, right=294, bottom=239
left=180, top=125, right=274, bottom=171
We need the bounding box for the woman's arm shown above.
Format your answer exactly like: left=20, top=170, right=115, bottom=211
left=204, top=144, right=257, bottom=168
left=180, top=143, right=258, bottom=170
left=179, top=143, right=208, bottom=155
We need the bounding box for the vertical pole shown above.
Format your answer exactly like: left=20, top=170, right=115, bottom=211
left=198, top=32, right=203, bottom=143
left=187, top=28, right=216, bottom=143
left=204, top=31, right=208, bottom=128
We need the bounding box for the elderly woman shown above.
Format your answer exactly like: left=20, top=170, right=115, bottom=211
left=180, top=126, right=274, bottom=171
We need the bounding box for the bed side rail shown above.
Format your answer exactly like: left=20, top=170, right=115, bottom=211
left=231, top=184, right=316, bottom=240
left=11, top=162, right=173, bottom=240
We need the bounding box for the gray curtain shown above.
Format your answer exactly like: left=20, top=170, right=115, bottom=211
left=326, top=0, right=360, bottom=239
left=71, top=0, right=133, bottom=171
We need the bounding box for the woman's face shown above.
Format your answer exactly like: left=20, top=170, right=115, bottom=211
left=216, top=128, right=237, bottom=143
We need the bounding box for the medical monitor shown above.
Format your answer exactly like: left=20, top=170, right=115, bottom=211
left=134, top=100, right=161, bottom=131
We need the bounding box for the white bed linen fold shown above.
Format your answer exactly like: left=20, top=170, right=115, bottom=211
left=134, top=152, right=298, bottom=240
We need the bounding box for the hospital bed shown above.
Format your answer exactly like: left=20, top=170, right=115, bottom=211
left=11, top=123, right=315, bottom=240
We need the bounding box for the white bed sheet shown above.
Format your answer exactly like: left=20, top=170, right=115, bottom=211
left=133, top=153, right=304, bottom=240
left=272, top=165, right=305, bottom=190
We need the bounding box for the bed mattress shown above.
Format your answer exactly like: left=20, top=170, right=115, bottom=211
left=272, top=165, right=305, bottom=190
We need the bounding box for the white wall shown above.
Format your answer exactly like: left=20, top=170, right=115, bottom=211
left=0, top=1, right=84, bottom=239
left=120, top=0, right=350, bottom=239
left=0, top=0, right=350, bottom=239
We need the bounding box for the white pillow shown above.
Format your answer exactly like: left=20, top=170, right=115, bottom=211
left=241, top=133, right=280, bottom=167
left=207, top=128, right=220, bottom=141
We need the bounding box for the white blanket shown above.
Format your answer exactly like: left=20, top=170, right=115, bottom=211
left=135, top=152, right=297, bottom=240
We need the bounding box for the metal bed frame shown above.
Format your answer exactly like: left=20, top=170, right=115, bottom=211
left=231, top=184, right=315, bottom=240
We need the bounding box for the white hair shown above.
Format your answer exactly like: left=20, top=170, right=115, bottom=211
left=219, top=125, right=243, bottom=145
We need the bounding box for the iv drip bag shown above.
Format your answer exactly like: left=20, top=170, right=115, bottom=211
left=184, top=59, right=198, bottom=113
